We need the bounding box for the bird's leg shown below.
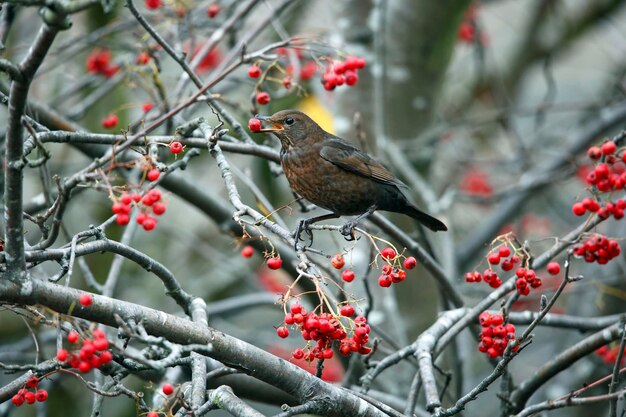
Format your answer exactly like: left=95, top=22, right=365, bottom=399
left=293, top=212, right=340, bottom=250
left=292, top=192, right=314, bottom=213
left=340, top=205, right=377, bottom=241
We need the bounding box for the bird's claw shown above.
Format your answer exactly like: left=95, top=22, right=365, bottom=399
left=293, top=220, right=314, bottom=250
left=340, top=222, right=358, bottom=241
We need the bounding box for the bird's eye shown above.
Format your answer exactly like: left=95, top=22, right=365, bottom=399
left=284, top=117, right=295, bottom=126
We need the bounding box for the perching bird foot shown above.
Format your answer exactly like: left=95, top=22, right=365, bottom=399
left=340, top=221, right=358, bottom=241
left=293, top=219, right=314, bottom=250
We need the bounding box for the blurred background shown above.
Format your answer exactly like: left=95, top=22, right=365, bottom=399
left=2, top=0, right=626, bottom=416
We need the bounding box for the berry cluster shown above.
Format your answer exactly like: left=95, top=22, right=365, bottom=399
left=596, top=344, right=626, bottom=366
left=375, top=247, right=417, bottom=288
left=573, top=234, right=621, bottom=264
left=477, top=312, right=517, bottom=358
left=320, top=56, right=366, bottom=91
left=57, top=329, right=113, bottom=373
left=513, top=267, right=542, bottom=296
left=573, top=140, right=626, bottom=218
left=279, top=303, right=371, bottom=361
left=465, top=268, right=502, bottom=289
left=11, top=376, right=48, bottom=407
left=245, top=50, right=367, bottom=111
left=111, top=189, right=167, bottom=231
left=466, top=244, right=522, bottom=289
left=86, top=49, right=119, bottom=78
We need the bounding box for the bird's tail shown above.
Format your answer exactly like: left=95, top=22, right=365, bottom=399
left=405, top=205, right=448, bottom=232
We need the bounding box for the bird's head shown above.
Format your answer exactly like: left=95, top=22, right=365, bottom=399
left=256, top=110, right=324, bottom=149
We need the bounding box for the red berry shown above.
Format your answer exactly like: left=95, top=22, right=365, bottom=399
left=572, top=202, right=586, bottom=216
left=323, top=348, right=333, bottom=359
left=142, top=216, right=157, bottom=231
left=282, top=77, right=292, bottom=89
left=247, top=65, right=262, bottom=78
left=93, top=338, right=109, bottom=351
left=145, top=0, right=160, bottom=8
left=67, top=331, right=79, bottom=343
left=147, top=168, right=160, bottom=182
left=136, top=212, right=148, bottom=225
left=241, top=246, right=254, bottom=258
left=341, top=269, right=355, bottom=282
left=340, top=304, right=355, bottom=317
left=249, top=118, right=262, bottom=132
left=147, top=412, right=159, bottom=417
left=380, top=247, right=396, bottom=260
left=491, top=314, right=504, bottom=326
left=547, top=262, right=560, bottom=275
left=267, top=257, right=282, bottom=270
left=79, top=294, right=93, bottom=307
left=498, top=246, right=510, bottom=257
left=116, top=213, right=130, bottom=226
left=136, top=52, right=150, bottom=65
left=500, top=259, right=514, bottom=271
left=169, top=141, right=183, bottom=154
left=487, top=253, right=500, bottom=265
left=478, top=312, right=491, bottom=326
left=162, top=384, right=174, bottom=395
left=142, top=102, right=153, bottom=113
left=99, top=350, right=113, bottom=364
left=602, top=141, right=617, bottom=155
left=57, top=349, right=68, bottom=362
left=207, top=4, right=220, bottom=18
left=35, top=389, right=48, bottom=402
left=403, top=256, right=417, bottom=270
left=293, top=348, right=305, bottom=359
left=276, top=326, right=289, bottom=338
left=11, top=394, right=24, bottom=406
left=290, top=304, right=303, bottom=314
left=378, top=275, right=392, bottom=287
left=78, top=361, right=92, bottom=373
left=24, top=391, right=36, bottom=404
left=515, top=267, right=526, bottom=278
left=331, top=254, right=345, bottom=269
left=344, top=70, right=358, bottom=86
left=26, top=376, right=39, bottom=388
left=587, top=146, right=602, bottom=160
left=101, top=114, right=118, bottom=129
left=152, top=202, right=167, bottom=215
left=256, top=91, right=270, bottom=105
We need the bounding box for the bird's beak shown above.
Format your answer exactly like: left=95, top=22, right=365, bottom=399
left=255, top=115, right=284, bottom=132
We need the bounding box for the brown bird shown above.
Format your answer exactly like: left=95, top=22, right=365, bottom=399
left=256, top=110, right=447, bottom=246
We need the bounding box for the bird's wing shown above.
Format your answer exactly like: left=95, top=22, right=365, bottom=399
left=319, top=138, right=405, bottom=188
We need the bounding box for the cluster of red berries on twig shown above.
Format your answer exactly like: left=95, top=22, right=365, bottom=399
left=513, top=267, right=542, bottom=296
left=111, top=189, right=167, bottom=231
left=375, top=247, right=417, bottom=288
left=56, top=328, right=113, bottom=374
left=320, top=56, right=366, bottom=91
left=477, top=312, right=517, bottom=358
left=573, top=140, right=626, bottom=219
left=278, top=303, right=371, bottom=361
left=573, top=234, right=621, bottom=264
left=11, top=376, right=48, bottom=407
left=86, top=49, right=119, bottom=78
left=246, top=49, right=367, bottom=108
